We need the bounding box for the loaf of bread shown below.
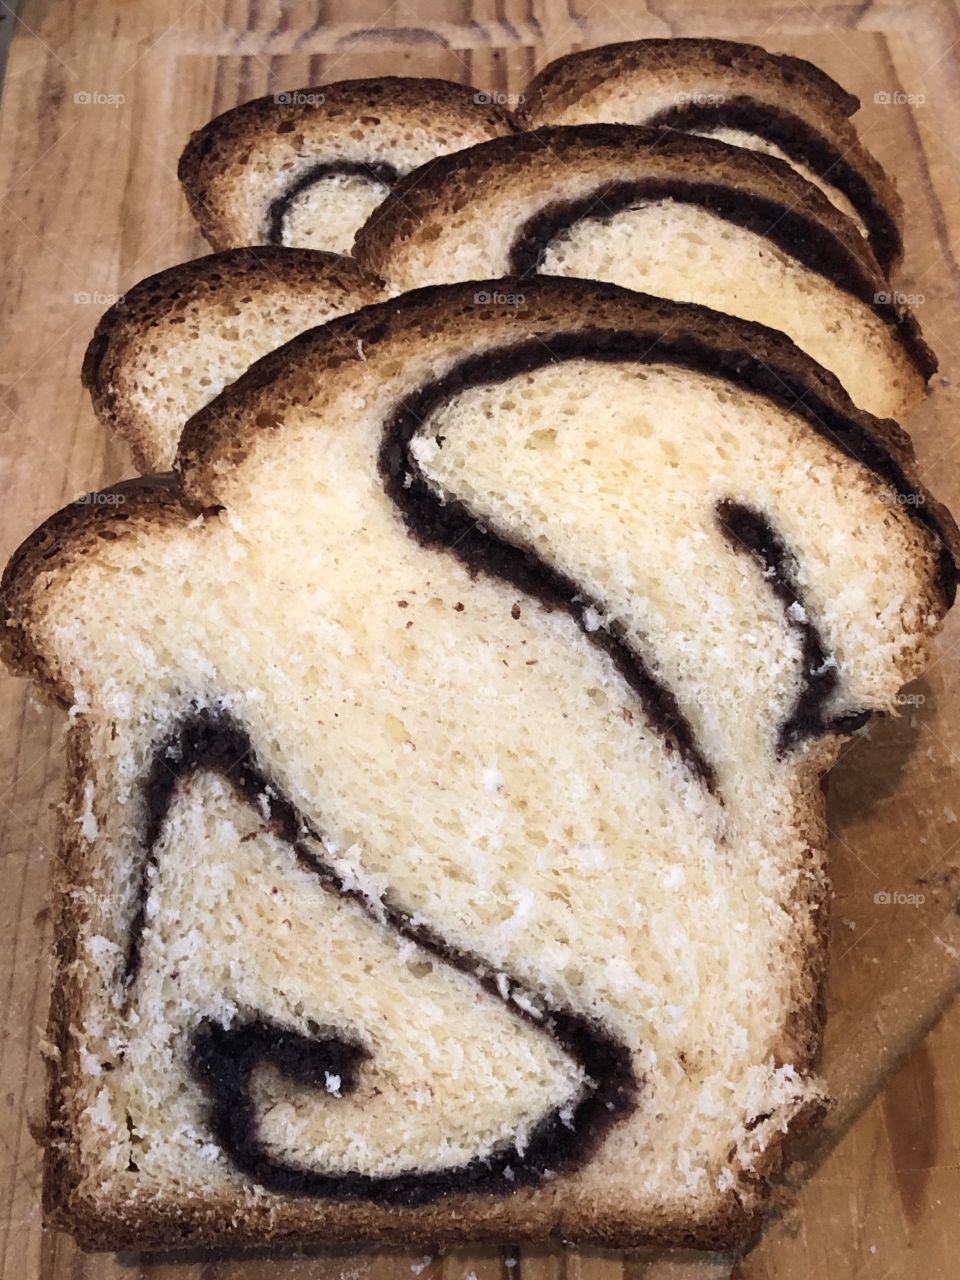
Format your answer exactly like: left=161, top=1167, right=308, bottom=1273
left=4, top=279, right=955, bottom=1250
left=82, top=247, right=383, bottom=470
left=179, top=78, right=515, bottom=255
left=354, top=125, right=932, bottom=422
left=520, top=38, right=904, bottom=275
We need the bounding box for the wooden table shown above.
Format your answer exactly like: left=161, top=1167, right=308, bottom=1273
left=2, top=2, right=960, bottom=1277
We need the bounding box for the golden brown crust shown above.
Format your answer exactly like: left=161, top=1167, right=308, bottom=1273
left=355, top=122, right=871, bottom=268
left=5, top=279, right=957, bottom=1252
left=777, top=743, right=837, bottom=1071
left=41, top=718, right=96, bottom=1239
left=81, top=248, right=383, bottom=470
left=519, top=39, right=903, bottom=275
left=178, top=78, right=518, bottom=250
left=51, top=1185, right=763, bottom=1253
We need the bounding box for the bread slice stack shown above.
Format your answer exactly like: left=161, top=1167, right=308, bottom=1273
left=3, top=38, right=953, bottom=1256
left=521, top=37, right=904, bottom=275
left=353, top=125, right=931, bottom=422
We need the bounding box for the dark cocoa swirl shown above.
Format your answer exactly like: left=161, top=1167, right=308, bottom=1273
left=379, top=331, right=941, bottom=763
left=266, top=161, right=399, bottom=246
left=716, top=501, right=870, bottom=752
left=508, top=184, right=932, bottom=378
left=133, top=709, right=636, bottom=1205
left=644, top=97, right=902, bottom=276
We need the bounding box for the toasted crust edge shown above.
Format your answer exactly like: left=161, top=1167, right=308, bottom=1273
left=171, top=278, right=957, bottom=584
left=178, top=78, right=518, bottom=250
left=356, top=122, right=875, bottom=273
left=521, top=39, right=860, bottom=125
left=81, top=248, right=383, bottom=471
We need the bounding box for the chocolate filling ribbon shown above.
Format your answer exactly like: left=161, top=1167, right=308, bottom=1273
left=716, top=501, right=870, bottom=751
left=380, top=331, right=946, bottom=758
left=134, top=709, right=636, bottom=1205
left=645, top=97, right=901, bottom=275
left=267, top=161, right=399, bottom=246
left=509, top=182, right=931, bottom=376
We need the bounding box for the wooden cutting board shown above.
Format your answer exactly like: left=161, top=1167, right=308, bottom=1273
left=2, top=2, right=960, bottom=1277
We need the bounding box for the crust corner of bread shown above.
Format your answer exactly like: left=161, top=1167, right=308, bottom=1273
left=0, top=477, right=189, bottom=686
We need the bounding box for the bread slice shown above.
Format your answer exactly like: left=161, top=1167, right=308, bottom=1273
left=354, top=125, right=933, bottom=423
left=520, top=38, right=904, bottom=275
left=3, top=279, right=956, bottom=1252
left=81, top=248, right=383, bottom=471
left=179, top=78, right=516, bottom=255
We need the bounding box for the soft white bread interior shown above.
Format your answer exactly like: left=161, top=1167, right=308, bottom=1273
left=520, top=38, right=904, bottom=275
left=354, top=125, right=932, bottom=423
left=3, top=280, right=955, bottom=1251
left=82, top=248, right=383, bottom=471
left=178, top=78, right=516, bottom=255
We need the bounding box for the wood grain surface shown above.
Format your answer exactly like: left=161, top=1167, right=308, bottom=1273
left=2, top=1, right=960, bottom=1277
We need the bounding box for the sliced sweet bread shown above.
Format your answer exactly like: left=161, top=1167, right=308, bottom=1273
left=520, top=38, right=904, bottom=275
left=3, top=280, right=956, bottom=1251
left=179, top=78, right=516, bottom=256
left=354, top=125, right=933, bottom=422
left=82, top=248, right=383, bottom=471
